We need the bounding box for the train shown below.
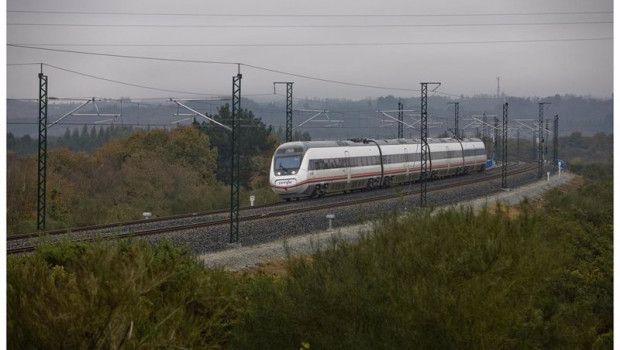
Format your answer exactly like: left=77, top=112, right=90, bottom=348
left=269, top=137, right=487, bottom=200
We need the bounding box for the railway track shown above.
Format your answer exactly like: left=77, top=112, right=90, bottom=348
left=7, top=162, right=537, bottom=255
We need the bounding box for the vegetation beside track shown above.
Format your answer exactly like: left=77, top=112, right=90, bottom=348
left=8, top=164, right=612, bottom=349
left=7, top=123, right=280, bottom=235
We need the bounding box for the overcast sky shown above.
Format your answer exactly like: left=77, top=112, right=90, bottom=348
left=5, top=0, right=614, bottom=101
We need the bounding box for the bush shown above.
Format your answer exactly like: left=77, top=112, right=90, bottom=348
left=234, top=175, right=613, bottom=349
left=7, top=239, right=245, bottom=349
left=8, top=171, right=612, bottom=348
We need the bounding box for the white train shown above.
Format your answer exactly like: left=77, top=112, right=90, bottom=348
left=269, top=138, right=487, bottom=200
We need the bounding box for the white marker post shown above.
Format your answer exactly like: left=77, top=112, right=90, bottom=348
left=326, top=214, right=335, bottom=231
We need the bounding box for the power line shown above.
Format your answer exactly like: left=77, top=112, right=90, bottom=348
left=42, top=63, right=221, bottom=96
left=9, top=37, right=612, bottom=48
left=8, top=44, right=240, bottom=65
left=6, top=62, right=43, bottom=66
left=7, top=20, right=613, bottom=28
left=7, top=35, right=610, bottom=99
left=7, top=45, right=423, bottom=94
left=7, top=9, right=613, bottom=17
left=243, top=63, right=423, bottom=93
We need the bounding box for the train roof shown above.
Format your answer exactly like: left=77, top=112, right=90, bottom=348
left=277, top=138, right=483, bottom=152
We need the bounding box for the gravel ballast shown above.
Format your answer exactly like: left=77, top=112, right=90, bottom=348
left=198, top=172, right=576, bottom=270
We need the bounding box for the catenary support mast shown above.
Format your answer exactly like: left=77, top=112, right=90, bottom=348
left=37, top=70, right=48, bottom=231
left=538, top=102, right=551, bottom=179
left=502, top=103, right=508, bottom=189
left=230, top=73, right=242, bottom=243
left=274, top=82, right=294, bottom=142
left=553, top=114, right=559, bottom=170
left=419, top=82, right=440, bottom=207
left=397, top=100, right=404, bottom=138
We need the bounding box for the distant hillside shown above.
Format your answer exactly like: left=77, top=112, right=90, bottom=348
left=7, top=94, right=612, bottom=140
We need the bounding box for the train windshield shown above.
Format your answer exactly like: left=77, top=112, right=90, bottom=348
left=274, top=156, right=301, bottom=175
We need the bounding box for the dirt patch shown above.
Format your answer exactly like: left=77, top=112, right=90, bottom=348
left=239, top=256, right=314, bottom=278
left=488, top=175, right=583, bottom=219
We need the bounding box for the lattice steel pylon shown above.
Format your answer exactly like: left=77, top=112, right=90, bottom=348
left=420, top=82, right=440, bottom=207
left=397, top=100, right=404, bottom=138
left=502, top=103, right=508, bottom=189
left=482, top=114, right=488, bottom=139
left=230, top=73, right=242, bottom=243
left=274, top=82, right=294, bottom=142
left=553, top=114, right=559, bottom=170
left=545, top=118, right=550, bottom=160
left=37, top=72, right=48, bottom=231
left=538, top=102, right=551, bottom=179
left=493, top=116, right=499, bottom=162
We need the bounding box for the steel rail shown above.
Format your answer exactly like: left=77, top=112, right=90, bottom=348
left=8, top=163, right=536, bottom=254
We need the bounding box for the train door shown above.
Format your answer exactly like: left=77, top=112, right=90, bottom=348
left=344, top=151, right=351, bottom=183
left=404, top=147, right=410, bottom=179
left=445, top=145, right=450, bottom=174
left=414, top=143, right=421, bottom=181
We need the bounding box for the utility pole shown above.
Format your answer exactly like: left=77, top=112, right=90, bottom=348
left=420, top=82, right=440, bottom=207
left=274, top=82, right=293, bottom=142
left=538, top=102, right=551, bottom=179
left=397, top=100, right=404, bottom=138
left=37, top=67, right=48, bottom=231
left=502, top=103, right=508, bottom=189
left=230, top=73, right=242, bottom=244
left=447, top=102, right=459, bottom=138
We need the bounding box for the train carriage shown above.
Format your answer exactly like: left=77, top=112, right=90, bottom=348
left=270, top=138, right=486, bottom=200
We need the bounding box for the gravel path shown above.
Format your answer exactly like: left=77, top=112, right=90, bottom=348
left=199, top=172, right=576, bottom=270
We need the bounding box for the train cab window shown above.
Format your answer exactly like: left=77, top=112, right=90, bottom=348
left=274, top=155, right=301, bottom=175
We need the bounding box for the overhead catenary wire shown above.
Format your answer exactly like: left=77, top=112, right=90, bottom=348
left=42, top=63, right=221, bottom=96
left=7, top=20, right=613, bottom=28
left=8, top=37, right=613, bottom=48
left=7, top=9, right=613, bottom=17
left=8, top=39, right=608, bottom=98
left=7, top=46, right=426, bottom=94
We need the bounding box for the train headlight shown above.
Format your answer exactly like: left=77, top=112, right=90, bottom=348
left=291, top=170, right=297, bottom=175
left=276, top=171, right=282, bottom=176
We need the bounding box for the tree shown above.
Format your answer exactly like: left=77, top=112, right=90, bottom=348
left=196, top=104, right=277, bottom=188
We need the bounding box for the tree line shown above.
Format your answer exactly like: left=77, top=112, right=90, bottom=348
left=7, top=105, right=282, bottom=234
left=7, top=124, right=138, bottom=155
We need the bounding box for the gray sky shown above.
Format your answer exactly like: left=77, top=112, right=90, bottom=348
left=5, top=0, right=614, bottom=101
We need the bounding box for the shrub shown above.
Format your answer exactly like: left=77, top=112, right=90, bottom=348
left=7, top=239, right=245, bottom=349
left=234, top=175, right=613, bottom=349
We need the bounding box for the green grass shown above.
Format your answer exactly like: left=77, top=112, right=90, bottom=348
left=8, top=171, right=613, bottom=349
